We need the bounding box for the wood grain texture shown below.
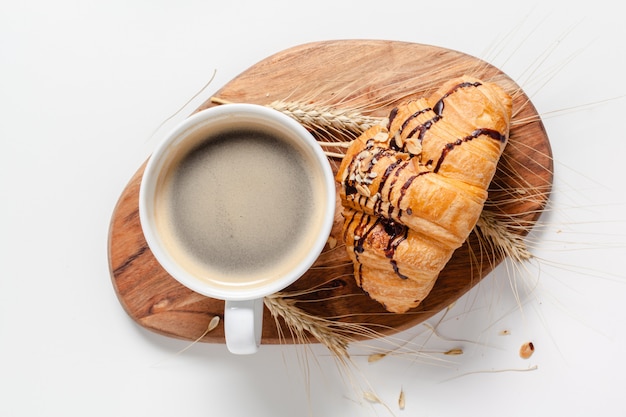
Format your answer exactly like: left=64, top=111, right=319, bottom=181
left=108, top=40, right=553, bottom=344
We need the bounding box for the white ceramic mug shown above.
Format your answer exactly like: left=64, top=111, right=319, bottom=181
left=139, top=104, right=335, bottom=354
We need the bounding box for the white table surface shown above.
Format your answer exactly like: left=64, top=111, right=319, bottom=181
left=2, top=1, right=625, bottom=416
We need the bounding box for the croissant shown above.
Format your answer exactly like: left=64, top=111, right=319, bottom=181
left=336, top=76, right=512, bottom=313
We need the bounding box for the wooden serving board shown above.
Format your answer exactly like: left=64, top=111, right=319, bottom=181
left=108, top=40, right=552, bottom=344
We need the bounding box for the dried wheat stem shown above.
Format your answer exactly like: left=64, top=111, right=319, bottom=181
left=211, top=96, right=382, bottom=136
left=210, top=96, right=232, bottom=105
left=324, top=151, right=349, bottom=159
left=475, top=211, right=533, bottom=263
left=269, top=100, right=382, bottom=137
left=264, top=295, right=351, bottom=359
left=316, top=141, right=352, bottom=148
left=317, top=140, right=353, bottom=159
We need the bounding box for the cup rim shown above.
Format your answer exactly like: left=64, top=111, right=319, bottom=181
left=139, top=103, right=336, bottom=301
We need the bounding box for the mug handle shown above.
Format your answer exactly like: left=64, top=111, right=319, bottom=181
left=224, top=298, right=264, bottom=354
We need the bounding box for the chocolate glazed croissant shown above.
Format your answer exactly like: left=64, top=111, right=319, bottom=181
left=336, top=76, right=512, bottom=313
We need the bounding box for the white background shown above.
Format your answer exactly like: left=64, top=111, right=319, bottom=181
left=2, top=1, right=625, bottom=416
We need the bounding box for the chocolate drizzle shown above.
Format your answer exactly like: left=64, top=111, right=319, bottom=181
left=388, top=81, right=484, bottom=159
left=350, top=214, right=410, bottom=280
left=373, top=158, right=403, bottom=214
left=433, top=81, right=482, bottom=116
left=401, top=108, right=431, bottom=133
left=406, top=115, right=441, bottom=142
left=433, top=128, right=505, bottom=173
left=345, top=183, right=358, bottom=196
left=387, top=107, right=399, bottom=129
left=396, top=172, right=429, bottom=213
left=383, top=219, right=409, bottom=279
left=353, top=215, right=380, bottom=255
left=391, top=261, right=408, bottom=280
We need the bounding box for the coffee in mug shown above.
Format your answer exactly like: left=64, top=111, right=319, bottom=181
left=139, top=104, right=335, bottom=354
left=154, top=127, right=327, bottom=291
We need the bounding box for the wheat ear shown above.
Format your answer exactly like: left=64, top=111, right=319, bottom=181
left=264, top=294, right=351, bottom=359
left=474, top=211, right=533, bottom=264
left=268, top=100, right=382, bottom=138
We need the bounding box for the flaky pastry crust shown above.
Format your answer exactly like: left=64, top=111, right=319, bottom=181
left=336, top=76, right=512, bottom=313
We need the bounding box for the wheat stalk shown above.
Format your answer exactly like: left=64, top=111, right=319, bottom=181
left=475, top=210, right=533, bottom=264
left=210, top=96, right=382, bottom=141
left=268, top=100, right=382, bottom=138
left=264, top=294, right=351, bottom=359
left=265, top=294, right=398, bottom=358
